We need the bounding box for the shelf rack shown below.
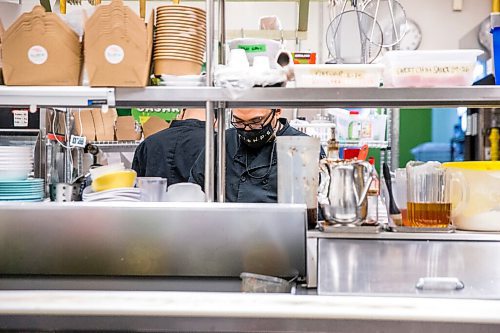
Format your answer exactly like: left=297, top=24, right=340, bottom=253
left=3, top=86, right=500, bottom=109
left=2, top=85, right=500, bottom=201
left=0, top=86, right=115, bottom=108
left=112, top=87, right=500, bottom=108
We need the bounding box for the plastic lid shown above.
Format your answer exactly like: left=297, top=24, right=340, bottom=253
left=349, top=111, right=360, bottom=115
left=368, top=156, right=375, bottom=165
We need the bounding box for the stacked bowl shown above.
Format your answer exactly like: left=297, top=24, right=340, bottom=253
left=0, top=146, right=33, bottom=181
left=0, top=146, right=44, bottom=202
left=154, top=5, right=206, bottom=76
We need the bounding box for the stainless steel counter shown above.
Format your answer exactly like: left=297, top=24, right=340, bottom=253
left=308, top=230, right=500, bottom=241
left=0, top=202, right=307, bottom=278
left=0, top=290, right=500, bottom=332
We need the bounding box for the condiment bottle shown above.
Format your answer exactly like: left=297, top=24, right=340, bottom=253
left=366, top=156, right=379, bottom=224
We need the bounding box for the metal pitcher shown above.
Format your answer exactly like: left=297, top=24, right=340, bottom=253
left=318, top=159, right=373, bottom=226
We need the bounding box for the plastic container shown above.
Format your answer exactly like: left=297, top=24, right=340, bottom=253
left=348, top=111, right=361, bottom=140
left=240, top=273, right=293, bottom=293
left=293, top=64, right=384, bottom=87
left=443, top=162, right=500, bottom=231
left=383, top=50, right=483, bottom=87
left=137, top=177, right=168, bottom=202
left=326, top=108, right=350, bottom=140
left=372, top=114, right=388, bottom=141
left=164, top=182, right=205, bottom=202
left=277, top=136, right=320, bottom=229
left=394, top=168, right=408, bottom=226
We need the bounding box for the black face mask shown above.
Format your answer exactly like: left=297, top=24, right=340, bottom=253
left=237, top=121, right=276, bottom=148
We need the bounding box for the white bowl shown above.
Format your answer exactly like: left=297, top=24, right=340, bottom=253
left=164, top=182, right=205, bottom=202
left=0, top=169, right=31, bottom=181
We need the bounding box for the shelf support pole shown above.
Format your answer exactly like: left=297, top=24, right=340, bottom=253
left=204, top=0, right=216, bottom=202
left=217, top=103, right=226, bottom=202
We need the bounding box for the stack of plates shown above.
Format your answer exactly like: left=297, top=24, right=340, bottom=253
left=0, top=178, right=44, bottom=202
left=154, top=5, right=206, bottom=76
left=82, top=186, right=142, bottom=202
left=0, top=146, right=34, bottom=181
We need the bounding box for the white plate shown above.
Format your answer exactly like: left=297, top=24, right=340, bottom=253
left=82, top=186, right=141, bottom=201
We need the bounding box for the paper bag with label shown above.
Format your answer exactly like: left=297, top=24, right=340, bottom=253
left=73, top=109, right=96, bottom=142
left=2, top=6, right=81, bottom=86
left=91, top=108, right=117, bottom=141
left=142, top=116, right=170, bottom=139
left=84, top=0, right=153, bottom=87
left=115, top=116, right=143, bottom=141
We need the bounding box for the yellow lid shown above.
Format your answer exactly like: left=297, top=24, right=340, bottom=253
left=443, top=161, right=500, bottom=171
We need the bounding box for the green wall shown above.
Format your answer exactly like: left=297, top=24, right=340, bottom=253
left=399, top=108, right=432, bottom=168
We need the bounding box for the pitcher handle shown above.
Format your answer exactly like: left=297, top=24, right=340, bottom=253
left=356, top=162, right=374, bottom=206
left=449, top=171, right=468, bottom=219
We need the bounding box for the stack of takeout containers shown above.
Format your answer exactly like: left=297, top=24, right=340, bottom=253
left=2, top=6, right=81, bottom=85
left=84, top=0, right=153, bottom=87
left=154, top=5, right=206, bottom=76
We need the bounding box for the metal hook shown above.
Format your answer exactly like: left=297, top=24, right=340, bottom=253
left=240, top=28, right=245, bottom=38
left=280, top=29, right=284, bottom=44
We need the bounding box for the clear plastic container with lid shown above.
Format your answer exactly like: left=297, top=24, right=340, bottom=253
left=383, top=49, right=483, bottom=87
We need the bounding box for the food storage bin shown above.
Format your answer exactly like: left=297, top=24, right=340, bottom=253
left=443, top=162, right=500, bottom=231
left=383, top=50, right=483, bottom=87
left=293, top=64, right=384, bottom=87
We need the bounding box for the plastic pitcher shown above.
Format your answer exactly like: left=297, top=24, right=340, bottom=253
left=443, top=162, right=500, bottom=231
left=277, top=136, right=320, bottom=229
left=406, top=161, right=463, bottom=228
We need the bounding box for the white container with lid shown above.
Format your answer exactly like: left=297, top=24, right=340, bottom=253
left=383, top=49, right=483, bottom=87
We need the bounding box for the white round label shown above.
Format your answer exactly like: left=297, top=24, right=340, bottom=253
left=104, top=44, right=125, bottom=64
left=27, top=45, right=48, bottom=65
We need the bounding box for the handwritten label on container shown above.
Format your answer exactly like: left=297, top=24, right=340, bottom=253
left=238, top=44, right=267, bottom=53
left=395, top=65, right=473, bottom=75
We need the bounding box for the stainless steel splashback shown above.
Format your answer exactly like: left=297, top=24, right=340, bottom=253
left=0, top=202, right=307, bottom=278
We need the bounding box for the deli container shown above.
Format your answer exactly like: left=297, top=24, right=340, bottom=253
left=383, top=49, right=483, bottom=87
left=293, top=64, right=384, bottom=87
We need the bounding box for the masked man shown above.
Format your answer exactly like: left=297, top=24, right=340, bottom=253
left=189, top=108, right=325, bottom=202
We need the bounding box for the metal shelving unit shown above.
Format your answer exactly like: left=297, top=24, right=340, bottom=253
left=0, top=86, right=115, bottom=108
left=3, top=86, right=500, bottom=109
left=112, top=86, right=500, bottom=108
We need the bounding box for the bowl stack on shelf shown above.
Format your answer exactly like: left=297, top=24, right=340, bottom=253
left=83, top=163, right=141, bottom=202
left=2, top=5, right=81, bottom=86
left=154, top=5, right=206, bottom=76
left=0, top=146, right=44, bottom=202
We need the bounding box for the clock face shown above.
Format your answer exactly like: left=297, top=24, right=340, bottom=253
left=398, top=19, right=422, bottom=50
left=478, top=17, right=492, bottom=54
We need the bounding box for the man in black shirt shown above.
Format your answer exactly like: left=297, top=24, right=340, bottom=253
left=132, top=109, right=205, bottom=186
left=189, top=108, right=325, bottom=202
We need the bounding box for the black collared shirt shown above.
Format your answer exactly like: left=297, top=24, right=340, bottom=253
left=132, top=119, right=205, bottom=186
left=189, top=118, right=325, bottom=203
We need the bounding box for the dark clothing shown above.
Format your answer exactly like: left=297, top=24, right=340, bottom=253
left=132, top=119, right=205, bottom=186
left=189, top=118, right=326, bottom=203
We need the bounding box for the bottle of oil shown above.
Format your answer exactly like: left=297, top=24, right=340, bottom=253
left=490, top=125, right=499, bottom=162
left=485, top=119, right=499, bottom=161
left=327, top=127, right=340, bottom=160
left=366, top=156, right=379, bottom=224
